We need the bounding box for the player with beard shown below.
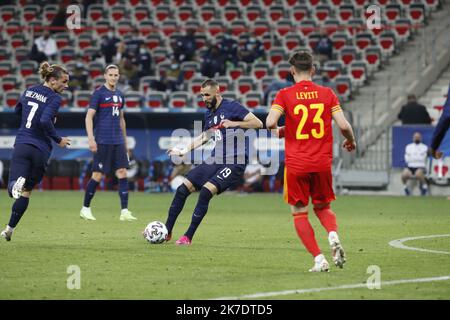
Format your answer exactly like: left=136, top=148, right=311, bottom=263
left=158, top=79, right=263, bottom=245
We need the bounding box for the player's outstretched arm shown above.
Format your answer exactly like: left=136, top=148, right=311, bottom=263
left=167, top=132, right=209, bottom=157
left=85, top=108, right=97, bottom=153
left=332, top=110, right=356, bottom=152
left=220, top=113, right=263, bottom=129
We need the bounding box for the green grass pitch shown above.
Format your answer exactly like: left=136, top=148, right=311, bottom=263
left=1, top=190, right=449, bottom=300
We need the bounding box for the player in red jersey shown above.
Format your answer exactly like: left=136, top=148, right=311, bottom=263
left=266, top=51, right=356, bottom=272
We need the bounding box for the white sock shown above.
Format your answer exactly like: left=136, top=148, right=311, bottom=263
left=328, top=231, right=339, bottom=245
left=314, top=253, right=325, bottom=263
left=6, top=225, right=14, bottom=233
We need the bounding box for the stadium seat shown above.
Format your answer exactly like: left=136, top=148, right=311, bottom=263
left=133, top=5, right=151, bottom=22
left=88, top=4, right=106, bottom=23
left=177, top=6, right=195, bottom=22
left=337, top=4, right=354, bottom=22
left=230, top=20, right=248, bottom=37
left=188, top=77, right=204, bottom=95
left=74, top=91, right=92, bottom=108
left=200, top=6, right=215, bottom=22
left=252, top=20, right=270, bottom=37
left=0, top=62, right=15, bottom=77
left=252, top=61, right=272, bottom=80
left=268, top=48, right=287, bottom=66
left=364, top=45, right=382, bottom=72
left=243, top=91, right=263, bottom=109
left=194, top=94, right=205, bottom=109
left=124, top=91, right=142, bottom=109
left=348, top=60, right=368, bottom=87
left=0, top=48, right=10, bottom=62
left=283, top=33, right=304, bottom=51
left=323, top=60, right=344, bottom=80
left=331, top=32, right=349, bottom=51
left=385, top=4, right=401, bottom=22
left=245, top=5, right=263, bottom=22
left=22, top=4, right=40, bottom=22
left=323, top=18, right=340, bottom=36
left=355, top=32, right=373, bottom=51
left=274, top=62, right=291, bottom=80
left=93, top=19, right=111, bottom=37
left=392, top=18, right=412, bottom=42
left=226, top=62, right=247, bottom=81
left=19, top=60, right=38, bottom=77
left=298, top=19, right=317, bottom=37
left=275, top=19, right=293, bottom=37
left=60, top=91, right=72, bottom=109
left=261, top=76, right=277, bottom=92
left=339, top=46, right=358, bottom=66
left=146, top=92, right=167, bottom=109
left=335, top=75, right=352, bottom=101
left=216, top=75, right=233, bottom=93
left=314, top=5, right=331, bottom=22
left=5, top=21, right=21, bottom=36
left=0, top=5, right=17, bottom=23
left=237, top=77, right=255, bottom=95
left=88, top=61, right=104, bottom=79
left=291, top=5, right=309, bottom=21
left=269, top=5, right=285, bottom=22
left=117, top=20, right=135, bottom=37
left=379, top=32, right=396, bottom=57
left=207, top=20, right=225, bottom=37
left=168, top=91, right=194, bottom=109
left=10, top=34, right=27, bottom=49
left=4, top=91, right=21, bottom=108
left=110, top=5, right=128, bottom=22
left=155, top=6, right=171, bottom=23
left=407, top=3, right=426, bottom=24
left=222, top=91, right=239, bottom=102
left=77, top=32, right=96, bottom=50
left=24, top=75, right=40, bottom=88
left=223, top=6, right=240, bottom=22
left=55, top=33, right=72, bottom=50
left=181, top=61, right=200, bottom=81
left=1, top=76, right=21, bottom=92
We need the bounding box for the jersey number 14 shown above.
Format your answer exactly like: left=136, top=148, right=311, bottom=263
left=112, top=106, right=120, bottom=116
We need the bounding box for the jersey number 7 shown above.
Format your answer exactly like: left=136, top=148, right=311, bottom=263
left=294, top=103, right=324, bottom=140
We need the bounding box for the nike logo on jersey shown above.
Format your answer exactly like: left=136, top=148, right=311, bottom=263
left=105, top=97, right=111, bottom=100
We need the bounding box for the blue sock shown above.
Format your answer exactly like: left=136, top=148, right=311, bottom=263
left=83, top=179, right=99, bottom=207
left=165, top=184, right=191, bottom=234
left=118, top=178, right=129, bottom=210
left=8, top=196, right=30, bottom=228
left=185, top=187, right=213, bottom=240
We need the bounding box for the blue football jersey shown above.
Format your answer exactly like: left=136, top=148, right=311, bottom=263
left=89, top=85, right=125, bottom=145
left=203, top=99, right=250, bottom=164
left=14, top=84, right=62, bottom=156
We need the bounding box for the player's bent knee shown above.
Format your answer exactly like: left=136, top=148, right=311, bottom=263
left=314, top=202, right=330, bottom=211
left=91, top=172, right=103, bottom=181
left=116, top=168, right=127, bottom=178
left=182, top=179, right=196, bottom=193
left=176, top=183, right=191, bottom=197
left=203, top=182, right=218, bottom=195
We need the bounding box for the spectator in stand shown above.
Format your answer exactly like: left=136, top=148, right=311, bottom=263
left=119, top=57, right=139, bottom=91
left=30, top=29, right=58, bottom=63
left=165, top=57, right=184, bottom=92
left=401, top=132, right=429, bottom=196
left=398, top=94, right=432, bottom=125
left=176, top=28, right=197, bottom=63
left=101, top=28, right=121, bottom=64
left=218, top=31, right=239, bottom=68
left=135, top=43, right=153, bottom=78
left=201, top=45, right=226, bottom=78
left=68, top=61, right=89, bottom=92
left=49, top=2, right=68, bottom=34
left=313, top=29, right=333, bottom=65
left=237, top=32, right=264, bottom=64
left=124, top=28, right=144, bottom=60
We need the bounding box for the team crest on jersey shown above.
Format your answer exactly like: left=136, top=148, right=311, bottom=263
left=99, top=163, right=103, bottom=169
left=113, top=95, right=118, bottom=103
left=214, top=116, right=217, bottom=124
left=220, top=114, right=225, bottom=120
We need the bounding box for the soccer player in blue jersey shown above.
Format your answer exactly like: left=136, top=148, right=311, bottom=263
left=430, top=84, right=450, bottom=159
left=1, top=62, right=71, bottom=241
left=162, top=79, right=263, bottom=245
left=80, top=64, right=137, bottom=221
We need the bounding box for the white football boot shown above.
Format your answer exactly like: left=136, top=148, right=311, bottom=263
left=309, top=254, right=330, bottom=272
left=119, top=209, right=137, bottom=221
left=12, top=177, right=26, bottom=199
left=329, top=231, right=346, bottom=268
left=1, top=226, right=14, bottom=242
left=80, top=206, right=96, bottom=221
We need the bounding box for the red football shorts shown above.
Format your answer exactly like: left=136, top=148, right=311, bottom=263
left=283, top=167, right=336, bottom=206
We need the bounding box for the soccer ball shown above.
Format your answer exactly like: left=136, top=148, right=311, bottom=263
left=143, top=221, right=168, bottom=244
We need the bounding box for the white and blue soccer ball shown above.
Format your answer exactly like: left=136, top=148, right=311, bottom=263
left=143, top=221, right=168, bottom=244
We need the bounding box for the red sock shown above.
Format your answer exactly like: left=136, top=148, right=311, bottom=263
left=314, top=205, right=338, bottom=233
left=293, top=212, right=321, bottom=257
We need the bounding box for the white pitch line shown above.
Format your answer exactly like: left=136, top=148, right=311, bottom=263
left=210, top=275, right=450, bottom=300
left=388, top=234, right=450, bottom=255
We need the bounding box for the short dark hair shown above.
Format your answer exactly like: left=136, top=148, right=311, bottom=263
left=201, top=79, right=219, bottom=88
left=288, top=50, right=314, bottom=72
left=407, top=94, right=417, bottom=103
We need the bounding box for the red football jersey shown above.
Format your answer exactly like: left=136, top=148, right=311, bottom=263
left=271, top=80, right=342, bottom=172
